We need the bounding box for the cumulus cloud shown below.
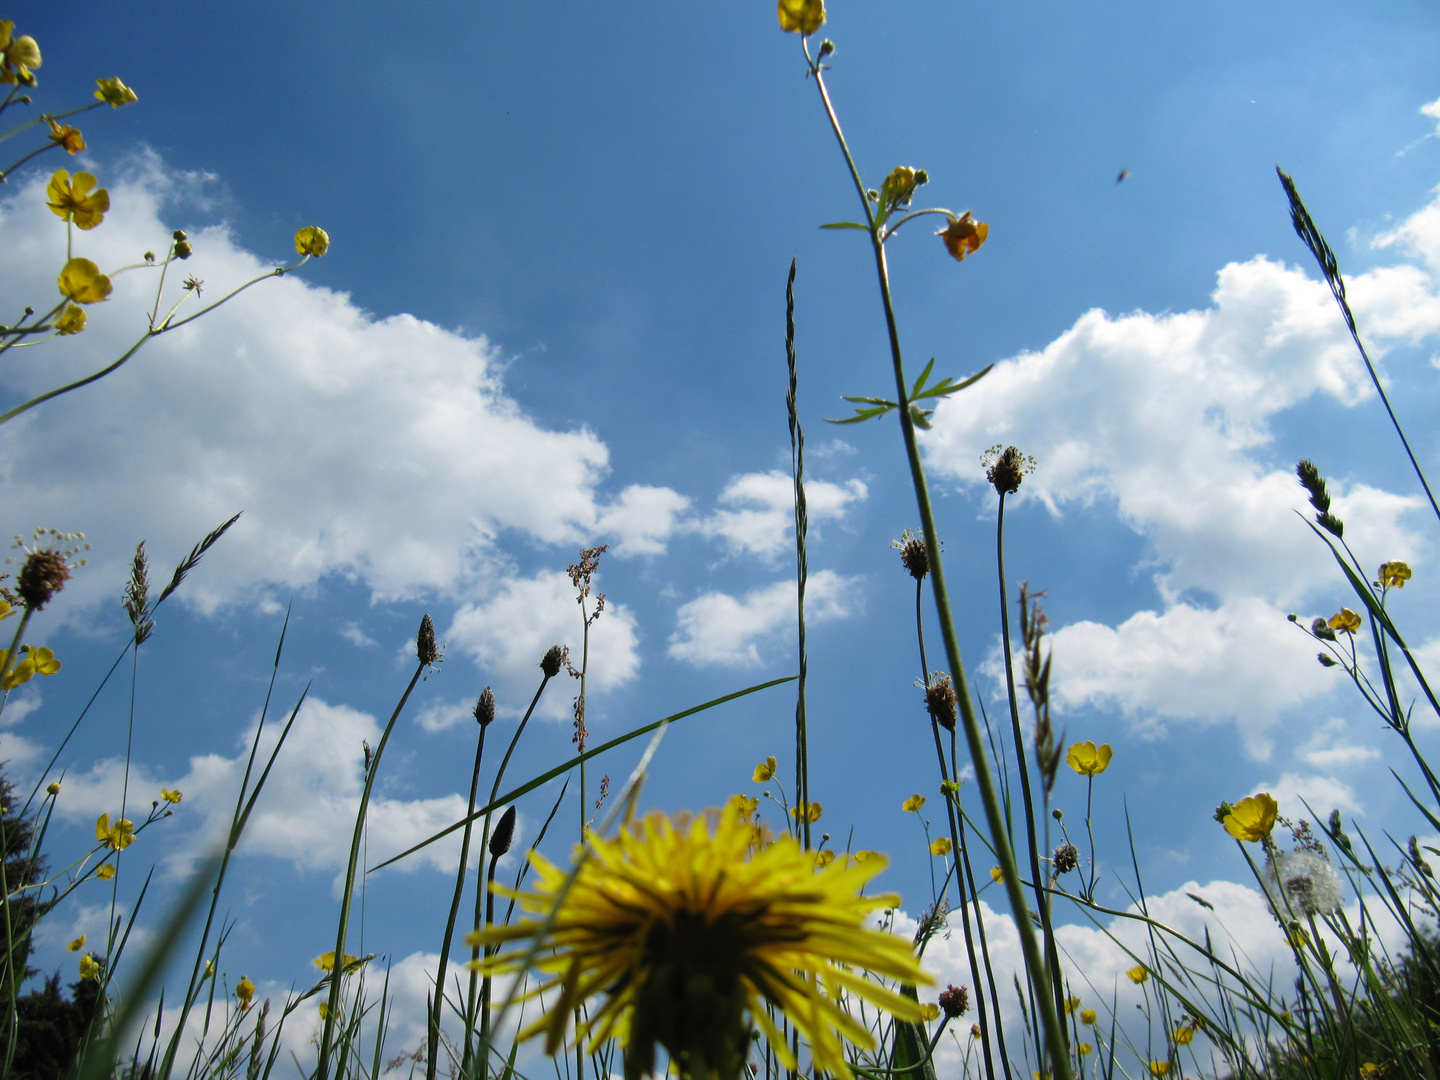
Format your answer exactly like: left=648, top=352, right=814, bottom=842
left=928, top=187, right=1440, bottom=750
left=445, top=569, right=640, bottom=720
left=667, top=569, right=858, bottom=667
left=696, top=471, right=867, bottom=560
left=49, top=695, right=513, bottom=882
left=0, top=155, right=688, bottom=618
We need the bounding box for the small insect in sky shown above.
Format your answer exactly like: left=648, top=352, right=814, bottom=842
left=1116, top=169, right=1131, bottom=184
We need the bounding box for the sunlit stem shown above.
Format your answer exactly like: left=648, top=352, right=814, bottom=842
left=801, top=37, right=1071, bottom=1080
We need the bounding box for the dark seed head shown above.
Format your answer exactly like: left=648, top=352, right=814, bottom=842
left=925, top=674, right=957, bottom=732
left=18, top=550, right=70, bottom=610
left=416, top=614, right=439, bottom=666
left=489, top=805, right=517, bottom=858
left=1053, top=843, right=1079, bottom=875
left=541, top=644, right=565, bottom=678
left=939, top=984, right=970, bottom=1018
left=474, top=687, right=495, bottom=726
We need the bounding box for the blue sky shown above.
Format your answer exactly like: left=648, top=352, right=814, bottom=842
left=5, top=0, right=1440, bottom=1069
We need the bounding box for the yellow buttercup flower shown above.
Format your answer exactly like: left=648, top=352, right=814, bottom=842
left=96, top=863, right=116, bottom=881
left=0, top=22, right=40, bottom=86
left=938, top=212, right=988, bottom=262
left=25, top=647, right=60, bottom=676
left=0, top=600, right=12, bottom=622
left=1066, top=741, right=1113, bottom=777
left=815, top=849, right=835, bottom=868
left=733, top=794, right=759, bottom=816
left=161, top=788, right=183, bottom=804
left=1327, top=608, right=1362, bottom=634
left=469, top=803, right=929, bottom=1080
left=790, top=800, right=822, bottom=824
left=1063, top=995, right=1081, bottom=1015
left=1379, top=561, right=1412, bottom=588
left=204, top=960, right=214, bottom=978
left=46, top=120, right=85, bottom=155
left=314, top=951, right=361, bottom=973
left=294, top=225, right=329, bottom=257
left=1078, top=1043, right=1093, bottom=1055
left=1127, top=964, right=1148, bottom=984
left=236, top=976, right=255, bottom=1008
left=753, top=756, right=777, bottom=782
left=54, top=305, right=86, bottom=335
left=1080, top=1008, right=1097, bottom=1025
left=96, top=813, right=135, bottom=851
left=919, top=1003, right=940, bottom=1022
left=1222, top=793, right=1278, bottom=843
left=902, top=793, right=926, bottom=813
left=1149, top=1063, right=1170, bottom=1077
left=1287, top=925, right=1310, bottom=948
left=1174, top=1024, right=1196, bottom=1046
left=58, top=259, right=113, bottom=304
left=852, top=850, right=879, bottom=863
left=318, top=1001, right=330, bottom=1020
left=47, top=170, right=110, bottom=230
left=929, top=837, right=952, bottom=857
left=79, top=954, right=100, bottom=981
left=94, top=76, right=138, bottom=107
left=67, top=934, right=86, bottom=952
left=989, top=866, right=1004, bottom=884
left=777, top=0, right=825, bottom=35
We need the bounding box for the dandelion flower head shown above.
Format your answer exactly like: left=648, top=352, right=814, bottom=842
left=469, top=800, right=930, bottom=1080
left=1263, top=849, right=1342, bottom=917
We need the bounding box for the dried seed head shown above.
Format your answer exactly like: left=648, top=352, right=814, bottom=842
left=1317, top=653, right=1337, bottom=667
left=925, top=673, right=958, bottom=732
left=1296, top=460, right=1344, bottom=538
left=416, top=614, right=439, bottom=666
left=489, top=805, right=517, bottom=858
left=1053, top=842, right=1079, bottom=875
left=939, top=984, right=970, bottom=1018
left=474, top=687, right=495, bottom=727
left=18, top=550, right=70, bottom=610
left=891, top=529, right=929, bottom=580
left=541, top=644, right=565, bottom=678
left=1311, top=617, right=1336, bottom=642
left=981, top=444, right=1036, bottom=496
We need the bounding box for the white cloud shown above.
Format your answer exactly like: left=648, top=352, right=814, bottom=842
left=697, top=471, right=867, bottom=559
left=1255, top=771, right=1362, bottom=817
left=415, top=697, right=476, bottom=733
left=926, top=189, right=1440, bottom=751
left=667, top=569, right=858, bottom=667
left=51, top=696, right=483, bottom=881
left=0, top=155, right=689, bottom=618
left=446, top=569, right=640, bottom=720
left=1042, top=598, right=1335, bottom=759
left=339, top=622, right=377, bottom=648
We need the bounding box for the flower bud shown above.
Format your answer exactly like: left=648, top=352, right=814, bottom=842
left=173, top=240, right=193, bottom=259
left=416, top=614, right=439, bottom=666
left=474, top=686, right=495, bottom=726
left=489, top=805, right=517, bottom=858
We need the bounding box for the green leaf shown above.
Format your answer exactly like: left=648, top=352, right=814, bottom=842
left=909, top=358, right=937, bottom=400
left=888, top=984, right=938, bottom=1080
left=820, top=221, right=869, bottom=231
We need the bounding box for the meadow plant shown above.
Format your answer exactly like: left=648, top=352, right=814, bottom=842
left=5, top=6, right=1440, bottom=1080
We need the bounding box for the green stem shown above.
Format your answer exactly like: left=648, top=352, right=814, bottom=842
left=802, top=40, right=1071, bottom=1080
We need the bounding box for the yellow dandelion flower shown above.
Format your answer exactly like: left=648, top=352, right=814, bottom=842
left=919, top=1003, right=940, bottom=1022
left=67, top=934, right=86, bottom=952
left=57, top=258, right=113, bottom=304
left=989, top=866, right=1004, bottom=884
left=1327, top=608, right=1362, bottom=634
left=54, top=305, right=86, bottom=335
left=468, top=803, right=929, bottom=1080
left=1080, top=1008, right=1097, bottom=1025
left=79, top=954, right=100, bottom=981
left=790, top=800, right=822, bottom=824
left=47, top=170, right=110, bottom=230
left=1127, top=964, right=1148, bottom=984
left=95, top=814, right=135, bottom=851
left=1066, top=741, right=1113, bottom=777
left=776, top=0, right=825, bottom=36
left=294, top=226, right=329, bottom=257
left=1222, top=793, right=1278, bottom=843
left=753, top=756, right=777, bottom=783
left=94, top=76, right=138, bottom=107
left=929, top=837, right=952, bottom=857
left=902, top=793, right=926, bottom=813
left=96, top=863, right=116, bottom=881
left=1149, top=1062, right=1170, bottom=1077
left=235, top=976, right=254, bottom=1008
left=161, top=788, right=183, bottom=804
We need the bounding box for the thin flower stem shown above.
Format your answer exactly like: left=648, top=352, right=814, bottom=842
left=0, top=607, right=33, bottom=723
left=0, top=137, right=59, bottom=181
left=786, top=258, right=812, bottom=853
left=801, top=39, right=1071, bottom=1079
left=996, top=492, right=1069, bottom=1041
